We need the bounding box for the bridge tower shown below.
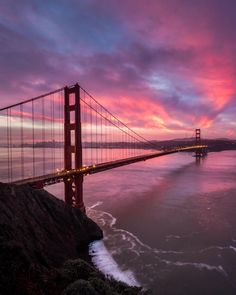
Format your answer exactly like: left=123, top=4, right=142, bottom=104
left=64, top=84, right=85, bottom=212
left=195, top=128, right=203, bottom=158
left=195, top=128, right=201, bottom=145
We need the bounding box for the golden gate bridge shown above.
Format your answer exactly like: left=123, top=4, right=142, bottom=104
left=0, top=83, right=207, bottom=212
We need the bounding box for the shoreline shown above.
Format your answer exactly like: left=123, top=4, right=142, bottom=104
left=87, top=202, right=143, bottom=288
left=0, top=183, right=150, bottom=294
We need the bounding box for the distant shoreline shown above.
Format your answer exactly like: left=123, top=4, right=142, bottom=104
left=0, top=138, right=235, bottom=152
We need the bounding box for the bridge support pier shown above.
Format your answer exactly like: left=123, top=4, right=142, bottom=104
left=64, top=84, right=85, bottom=212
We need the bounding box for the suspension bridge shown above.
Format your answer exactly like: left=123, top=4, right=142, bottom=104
left=0, top=83, right=207, bottom=212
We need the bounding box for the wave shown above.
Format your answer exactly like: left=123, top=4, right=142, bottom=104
left=163, top=260, right=228, bottom=277
left=89, top=201, right=103, bottom=209
left=89, top=240, right=140, bottom=287
left=200, top=245, right=236, bottom=254
left=88, top=203, right=140, bottom=287
left=87, top=202, right=230, bottom=287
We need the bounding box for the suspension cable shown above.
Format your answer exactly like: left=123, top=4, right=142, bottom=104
left=80, top=86, right=158, bottom=150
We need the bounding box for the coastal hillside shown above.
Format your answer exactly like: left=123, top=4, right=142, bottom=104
left=0, top=183, right=150, bottom=294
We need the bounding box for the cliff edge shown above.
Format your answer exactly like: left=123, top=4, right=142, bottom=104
left=0, top=183, right=150, bottom=295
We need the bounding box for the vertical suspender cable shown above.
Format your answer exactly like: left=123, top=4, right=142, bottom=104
left=108, top=115, right=111, bottom=162
left=52, top=93, right=55, bottom=171
left=84, top=92, right=87, bottom=166
left=32, top=100, right=35, bottom=177
left=20, top=104, right=24, bottom=179
left=50, top=95, right=53, bottom=172
left=121, top=124, right=123, bottom=159
left=57, top=91, right=60, bottom=168
left=9, top=109, right=12, bottom=181
left=83, top=91, right=86, bottom=166
left=60, top=91, right=63, bottom=168
left=121, top=122, right=123, bottom=158
left=90, top=96, right=93, bottom=165
left=42, top=98, right=46, bottom=174
left=130, top=130, right=132, bottom=157
left=7, top=109, right=10, bottom=182
left=117, top=120, right=120, bottom=158
left=96, top=102, right=98, bottom=164
left=112, top=116, right=114, bottom=161
left=81, top=92, right=84, bottom=165
left=105, top=111, right=107, bottom=162
left=125, top=126, right=127, bottom=159
left=132, top=138, right=135, bottom=156
left=127, top=129, right=129, bottom=158
left=83, top=92, right=87, bottom=165
left=100, top=105, right=102, bottom=163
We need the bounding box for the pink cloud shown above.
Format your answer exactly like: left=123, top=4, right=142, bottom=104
left=0, top=0, right=236, bottom=140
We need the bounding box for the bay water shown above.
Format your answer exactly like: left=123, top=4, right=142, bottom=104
left=1, top=148, right=236, bottom=294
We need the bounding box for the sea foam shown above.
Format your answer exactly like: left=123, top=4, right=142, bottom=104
left=89, top=240, right=140, bottom=287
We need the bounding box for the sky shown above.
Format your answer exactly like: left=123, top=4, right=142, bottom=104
left=0, top=0, right=236, bottom=140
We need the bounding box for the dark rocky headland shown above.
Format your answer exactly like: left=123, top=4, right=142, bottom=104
left=0, top=183, right=150, bottom=295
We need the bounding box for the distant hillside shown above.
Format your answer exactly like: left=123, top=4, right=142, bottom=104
left=150, top=138, right=236, bottom=152
left=1, top=138, right=235, bottom=152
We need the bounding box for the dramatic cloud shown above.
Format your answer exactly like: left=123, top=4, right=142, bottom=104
left=0, top=0, right=236, bottom=139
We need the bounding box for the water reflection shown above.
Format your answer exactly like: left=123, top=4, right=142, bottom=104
left=2, top=149, right=236, bottom=294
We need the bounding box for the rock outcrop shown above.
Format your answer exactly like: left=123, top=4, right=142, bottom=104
left=0, top=184, right=150, bottom=294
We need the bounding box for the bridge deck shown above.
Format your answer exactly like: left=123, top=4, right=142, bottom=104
left=12, top=145, right=207, bottom=187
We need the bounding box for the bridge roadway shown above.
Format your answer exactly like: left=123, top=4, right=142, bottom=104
left=12, top=145, right=207, bottom=187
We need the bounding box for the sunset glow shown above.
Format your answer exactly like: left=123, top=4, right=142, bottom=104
left=0, top=0, right=236, bottom=139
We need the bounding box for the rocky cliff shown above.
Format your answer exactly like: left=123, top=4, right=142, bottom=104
left=0, top=183, right=150, bottom=294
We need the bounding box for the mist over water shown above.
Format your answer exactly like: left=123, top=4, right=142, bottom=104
left=5, top=149, right=236, bottom=294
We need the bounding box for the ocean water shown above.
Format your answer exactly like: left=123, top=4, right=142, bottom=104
left=85, top=151, right=236, bottom=294
left=1, top=148, right=236, bottom=294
